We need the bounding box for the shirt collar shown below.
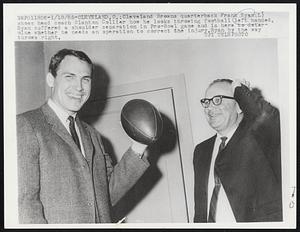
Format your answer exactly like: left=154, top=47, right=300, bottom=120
left=216, top=122, right=239, bottom=144
left=47, top=98, right=77, bottom=124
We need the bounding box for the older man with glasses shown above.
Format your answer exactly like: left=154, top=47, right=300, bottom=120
left=193, top=79, right=282, bottom=223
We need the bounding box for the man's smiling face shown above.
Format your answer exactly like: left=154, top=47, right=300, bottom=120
left=47, top=55, right=92, bottom=114
left=204, top=82, right=239, bottom=134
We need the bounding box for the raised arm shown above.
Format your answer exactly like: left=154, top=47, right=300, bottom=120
left=233, top=82, right=279, bottom=123
left=96, top=132, right=149, bottom=207
left=232, top=80, right=281, bottom=182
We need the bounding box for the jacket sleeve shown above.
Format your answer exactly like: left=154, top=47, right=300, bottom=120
left=234, top=84, right=280, bottom=143
left=234, top=85, right=281, bottom=182
left=109, top=148, right=149, bottom=206
left=17, top=115, right=48, bottom=224
left=96, top=133, right=150, bottom=207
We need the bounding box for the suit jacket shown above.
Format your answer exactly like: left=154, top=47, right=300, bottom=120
left=17, top=103, right=149, bottom=224
left=193, top=85, right=282, bottom=222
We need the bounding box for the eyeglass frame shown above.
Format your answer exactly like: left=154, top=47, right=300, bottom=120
left=200, top=95, right=235, bottom=108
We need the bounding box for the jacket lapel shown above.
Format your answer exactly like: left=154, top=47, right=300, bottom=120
left=201, top=135, right=216, bottom=189
left=41, top=103, right=88, bottom=164
left=215, top=119, right=247, bottom=169
left=41, top=103, right=74, bottom=144
left=76, top=118, right=94, bottom=164
left=196, top=135, right=216, bottom=221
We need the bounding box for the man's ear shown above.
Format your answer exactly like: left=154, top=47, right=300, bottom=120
left=46, top=73, right=55, bottom=88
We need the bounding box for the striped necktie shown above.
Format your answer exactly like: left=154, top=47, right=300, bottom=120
left=68, top=115, right=81, bottom=152
left=208, top=136, right=227, bottom=222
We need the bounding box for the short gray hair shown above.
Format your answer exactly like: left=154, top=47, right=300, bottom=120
left=208, top=78, right=233, bottom=88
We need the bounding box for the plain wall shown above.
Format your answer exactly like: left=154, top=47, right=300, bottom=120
left=15, top=42, right=46, bottom=114
left=42, top=39, right=279, bottom=145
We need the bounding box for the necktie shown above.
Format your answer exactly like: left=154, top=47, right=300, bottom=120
left=68, top=116, right=81, bottom=151
left=208, top=136, right=227, bottom=222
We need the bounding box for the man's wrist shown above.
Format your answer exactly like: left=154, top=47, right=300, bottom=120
left=131, top=141, right=148, bottom=158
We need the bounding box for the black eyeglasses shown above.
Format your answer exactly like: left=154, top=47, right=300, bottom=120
left=200, top=95, right=235, bottom=108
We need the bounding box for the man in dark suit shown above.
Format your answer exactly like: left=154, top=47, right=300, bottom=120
left=17, top=49, right=150, bottom=223
left=193, top=79, right=282, bottom=222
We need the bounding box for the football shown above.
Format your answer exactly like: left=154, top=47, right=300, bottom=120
left=121, top=99, right=163, bottom=145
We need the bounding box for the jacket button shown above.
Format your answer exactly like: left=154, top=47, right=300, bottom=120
left=88, top=202, right=93, bottom=206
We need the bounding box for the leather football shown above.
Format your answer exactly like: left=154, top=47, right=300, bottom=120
left=121, top=99, right=163, bottom=145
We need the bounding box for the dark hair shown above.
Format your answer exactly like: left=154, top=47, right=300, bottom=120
left=48, top=49, right=93, bottom=77
left=208, top=78, right=233, bottom=88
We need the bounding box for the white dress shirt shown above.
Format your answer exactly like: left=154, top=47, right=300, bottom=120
left=207, top=126, right=238, bottom=222
left=48, top=99, right=86, bottom=158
